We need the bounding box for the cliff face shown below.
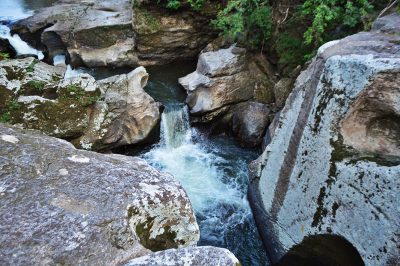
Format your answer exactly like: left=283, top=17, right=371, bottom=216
left=249, top=13, right=400, bottom=265
left=12, top=0, right=217, bottom=67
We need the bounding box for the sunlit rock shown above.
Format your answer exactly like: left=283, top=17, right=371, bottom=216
left=0, top=123, right=199, bottom=265
left=249, top=13, right=400, bottom=265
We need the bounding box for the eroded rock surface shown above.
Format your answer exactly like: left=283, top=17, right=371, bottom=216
left=0, top=58, right=160, bottom=151
left=12, top=0, right=136, bottom=67
left=249, top=13, right=400, bottom=265
left=12, top=0, right=217, bottom=67
left=0, top=124, right=199, bottom=265
left=125, top=246, right=240, bottom=266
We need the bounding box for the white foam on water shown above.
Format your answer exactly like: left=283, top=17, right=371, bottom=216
left=53, top=54, right=66, bottom=66
left=0, top=0, right=33, bottom=21
left=0, top=24, right=44, bottom=60
left=142, top=104, right=251, bottom=244
left=64, top=65, right=86, bottom=79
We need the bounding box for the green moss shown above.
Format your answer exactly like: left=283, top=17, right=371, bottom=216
left=26, top=80, right=46, bottom=92
left=134, top=8, right=161, bottom=34
left=0, top=111, right=11, bottom=123
left=26, top=59, right=39, bottom=73
left=63, top=84, right=100, bottom=106
left=8, top=99, right=20, bottom=110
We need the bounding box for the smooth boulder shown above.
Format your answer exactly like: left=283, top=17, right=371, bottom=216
left=0, top=124, right=199, bottom=265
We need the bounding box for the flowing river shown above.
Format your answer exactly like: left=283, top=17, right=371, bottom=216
left=1, top=2, right=269, bottom=264
left=138, top=64, right=270, bottom=265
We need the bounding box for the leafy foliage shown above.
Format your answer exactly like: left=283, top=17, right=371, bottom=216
left=213, top=0, right=273, bottom=48
left=26, top=80, right=46, bottom=92
left=163, top=0, right=205, bottom=10
left=301, top=0, right=373, bottom=47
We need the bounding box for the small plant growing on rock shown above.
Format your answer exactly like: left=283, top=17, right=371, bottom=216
left=0, top=111, right=11, bottom=123
left=8, top=99, right=21, bottom=111
left=0, top=52, right=10, bottom=61
left=26, top=59, right=39, bottom=73
left=65, top=84, right=100, bottom=106
left=26, top=80, right=46, bottom=92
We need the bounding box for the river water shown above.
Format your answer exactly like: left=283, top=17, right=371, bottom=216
left=138, top=64, right=270, bottom=266
left=1, top=2, right=269, bottom=265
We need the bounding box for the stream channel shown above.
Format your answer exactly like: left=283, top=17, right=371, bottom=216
left=0, top=1, right=269, bottom=264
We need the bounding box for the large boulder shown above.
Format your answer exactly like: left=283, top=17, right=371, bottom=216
left=74, top=67, right=161, bottom=151
left=0, top=58, right=160, bottom=151
left=125, top=246, right=240, bottom=266
left=0, top=123, right=199, bottom=265
left=249, top=14, right=400, bottom=265
left=231, top=101, right=272, bottom=148
left=178, top=44, right=276, bottom=147
left=12, top=0, right=137, bottom=67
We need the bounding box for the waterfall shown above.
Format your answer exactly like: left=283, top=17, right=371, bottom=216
left=0, top=24, right=44, bottom=60
left=160, top=103, right=192, bottom=149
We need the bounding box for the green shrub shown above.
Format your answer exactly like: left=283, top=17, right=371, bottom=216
left=213, top=0, right=273, bottom=49
left=301, top=0, right=373, bottom=48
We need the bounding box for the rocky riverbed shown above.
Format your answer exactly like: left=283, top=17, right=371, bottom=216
left=0, top=0, right=399, bottom=265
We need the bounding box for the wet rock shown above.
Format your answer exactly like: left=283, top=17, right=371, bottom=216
left=249, top=14, right=400, bottom=265
left=0, top=58, right=160, bottom=151
left=0, top=124, right=199, bottom=265
left=0, top=38, right=16, bottom=58
left=232, top=102, right=271, bottom=148
left=124, top=246, right=240, bottom=266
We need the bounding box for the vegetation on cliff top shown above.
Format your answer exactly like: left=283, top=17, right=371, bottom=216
left=158, top=0, right=396, bottom=72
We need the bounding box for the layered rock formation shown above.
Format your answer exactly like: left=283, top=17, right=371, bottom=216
left=0, top=123, right=199, bottom=265
left=12, top=0, right=217, bottom=67
left=0, top=58, right=160, bottom=151
left=179, top=44, right=276, bottom=147
left=249, top=14, right=400, bottom=265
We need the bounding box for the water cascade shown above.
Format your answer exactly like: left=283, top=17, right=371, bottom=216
left=141, top=103, right=268, bottom=265
left=0, top=24, right=44, bottom=60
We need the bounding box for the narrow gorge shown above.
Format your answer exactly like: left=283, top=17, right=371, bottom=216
left=0, top=0, right=399, bottom=265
